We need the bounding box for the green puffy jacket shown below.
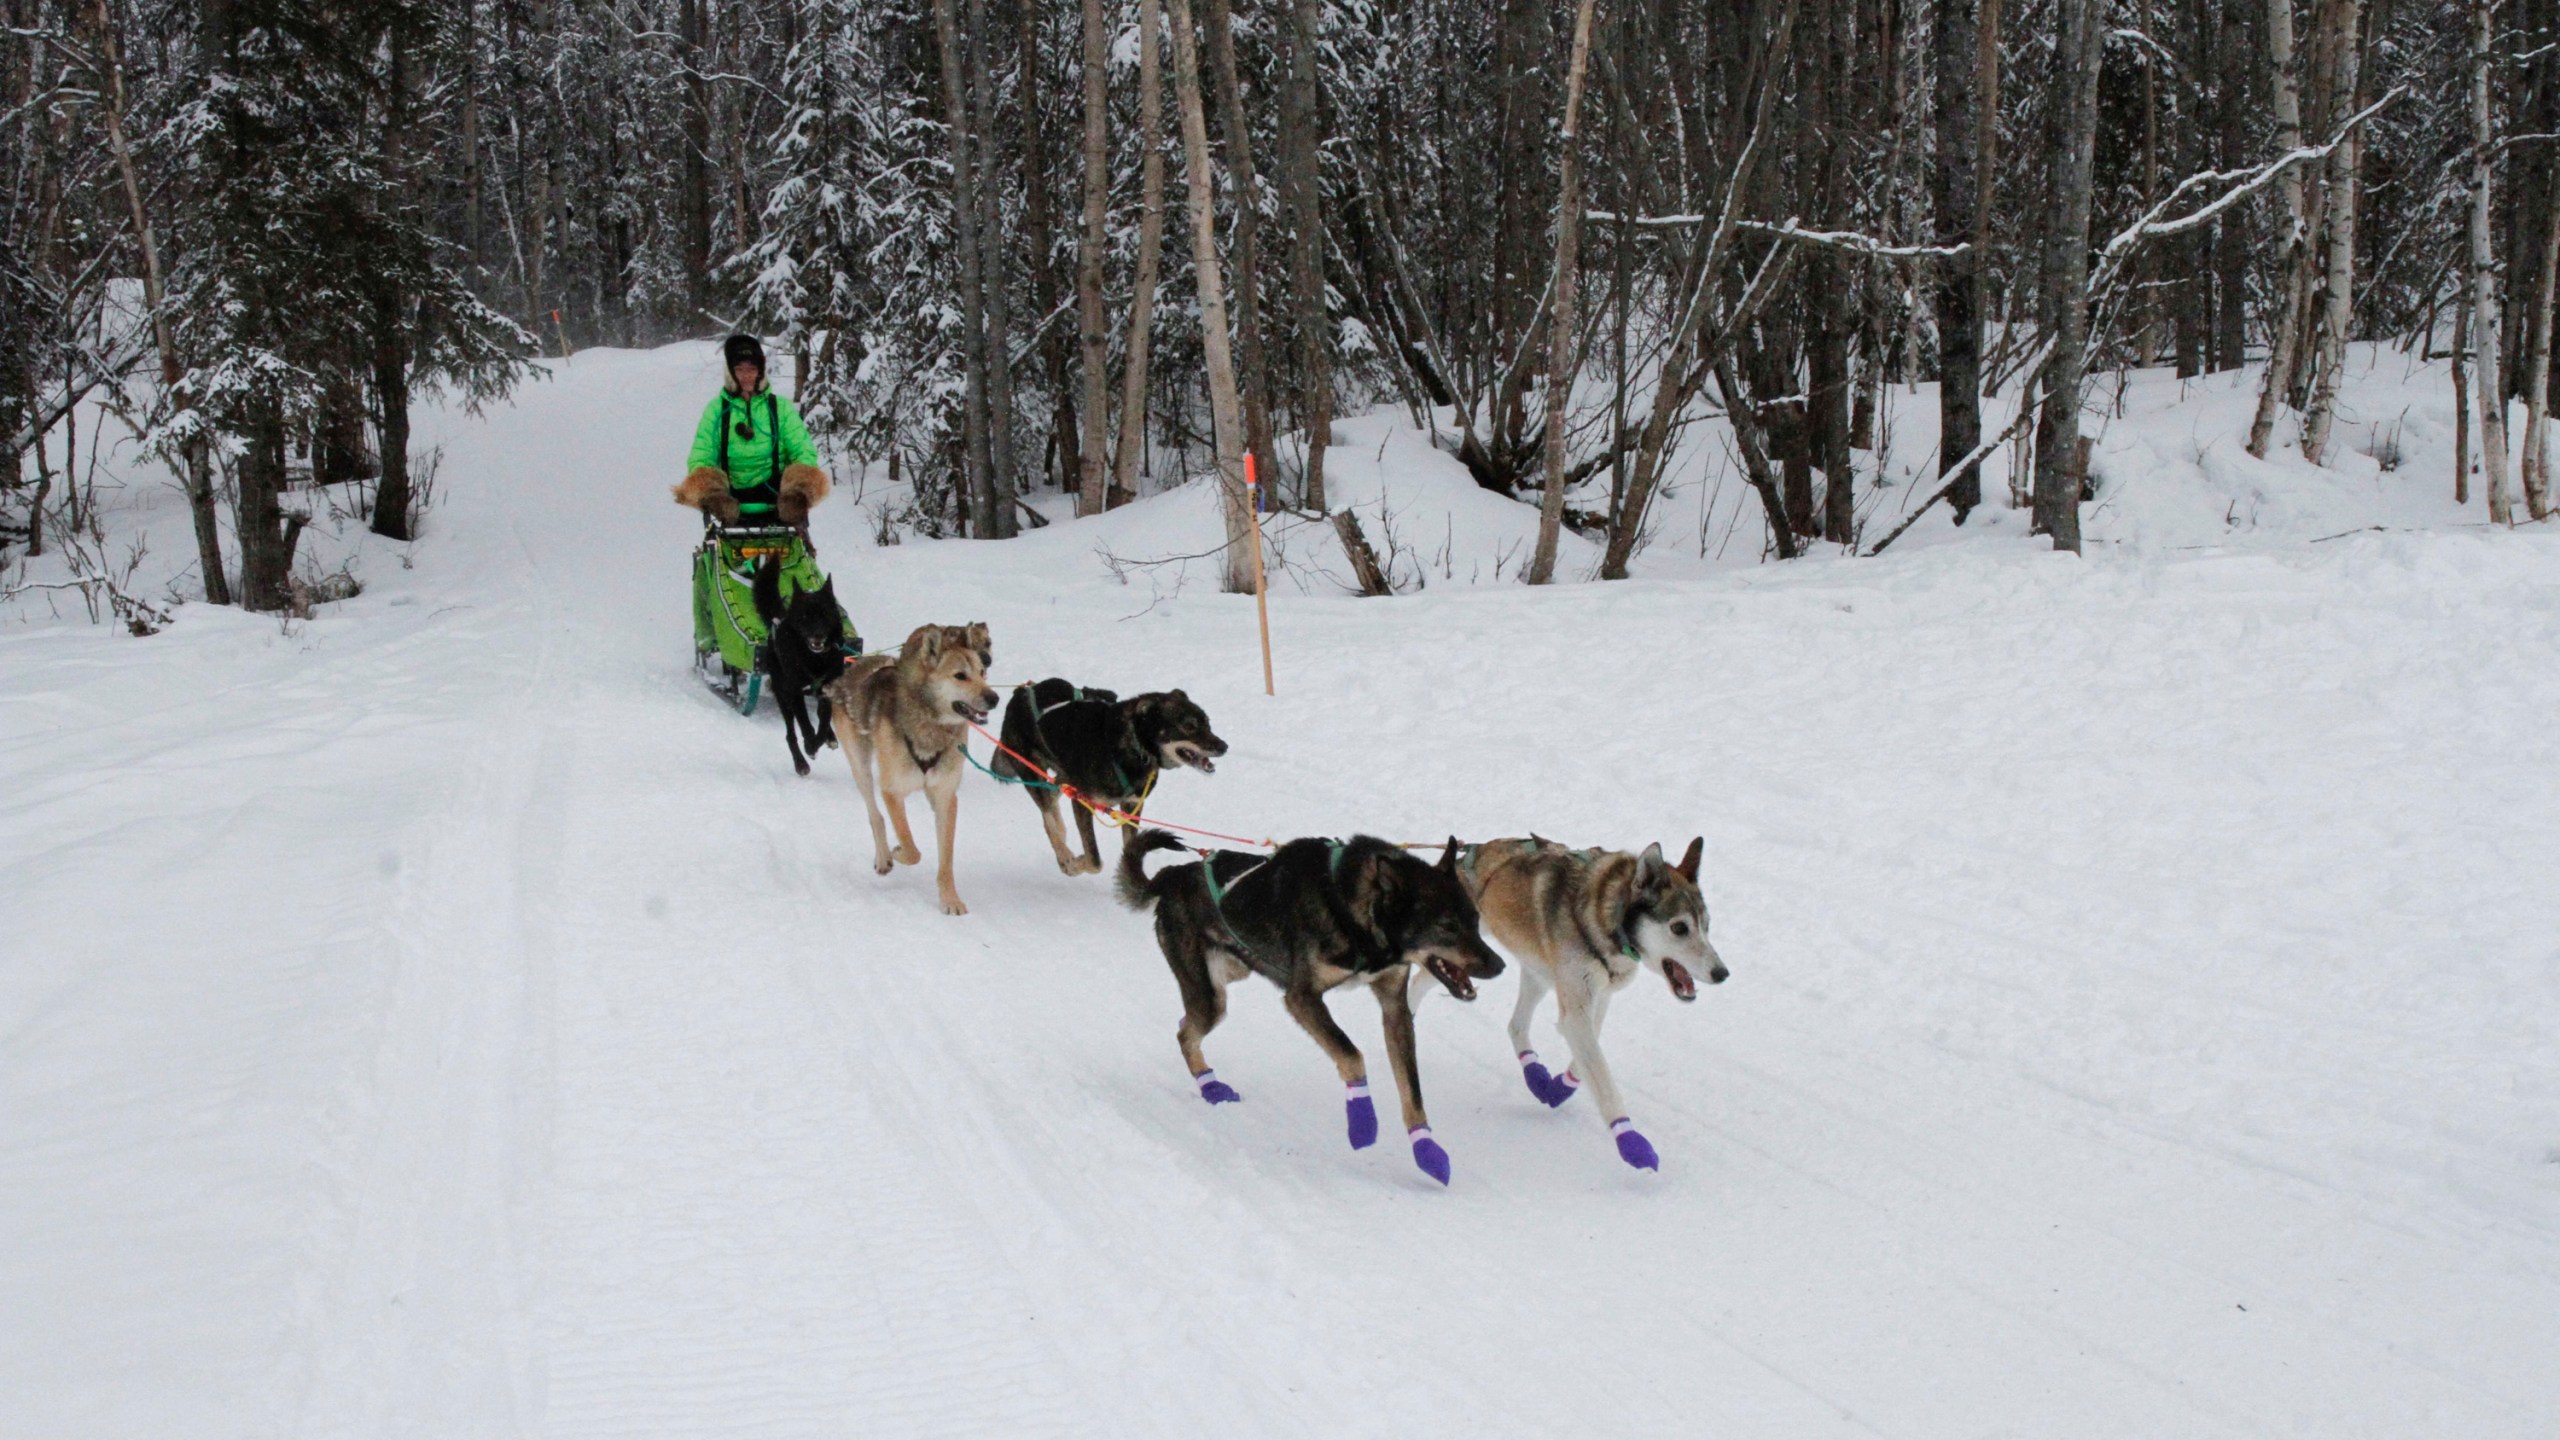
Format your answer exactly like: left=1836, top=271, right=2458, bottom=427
left=689, top=385, right=819, bottom=508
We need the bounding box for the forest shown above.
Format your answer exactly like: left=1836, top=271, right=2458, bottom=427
left=7, top=0, right=2559, bottom=607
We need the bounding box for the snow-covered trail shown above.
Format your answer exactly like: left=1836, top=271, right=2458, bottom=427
left=7, top=344, right=2558, bottom=1437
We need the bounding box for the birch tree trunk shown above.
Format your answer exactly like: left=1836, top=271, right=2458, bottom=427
left=2247, top=0, right=2310, bottom=457
left=2469, top=0, right=2512, bottom=524
left=2032, top=0, right=2103, bottom=552
left=1076, top=0, right=1110, bottom=516
left=932, top=0, right=994, bottom=534
left=2297, top=0, right=2363, bottom=465
left=1526, top=0, right=1601, bottom=586
left=1109, top=0, right=1169, bottom=508
left=1165, top=0, right=1256, bottom=593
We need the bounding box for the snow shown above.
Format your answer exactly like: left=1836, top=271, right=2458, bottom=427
left=6, top=340, right=2559, bottom=1436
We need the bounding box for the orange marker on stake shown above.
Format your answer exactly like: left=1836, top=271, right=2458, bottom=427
left=1246, top=452, right=1275, bottom=696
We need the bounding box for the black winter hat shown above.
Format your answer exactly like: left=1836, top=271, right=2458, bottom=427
left=722, top=333, right=766, bottom=372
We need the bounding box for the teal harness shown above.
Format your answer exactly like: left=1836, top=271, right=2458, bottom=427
left=1198, top=839, right=1350, bottom=940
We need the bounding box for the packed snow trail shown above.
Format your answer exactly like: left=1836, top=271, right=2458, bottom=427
left=5, top=343, right=2558, bottom=1437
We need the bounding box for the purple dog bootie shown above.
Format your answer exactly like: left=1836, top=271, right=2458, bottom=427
left=1610, top=1117, right=1659, bottom=1171
left=1519, top=1050, right=1575, bottom=1108
left=1194, top=1068, right=1240, bottom=1105
left=1408, top=1125, right=1451, bottom=1186
left=1345, top=1081, right=1379, bottom=1149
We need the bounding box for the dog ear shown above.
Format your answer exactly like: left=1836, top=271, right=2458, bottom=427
left=1170, top=688, right=1189, bottom=702
left=1438, top=837, right=1461, bottom=875
left=1675, top=837, right=1702, bottom=882
left=902, top=624, right=945, bottom=663
left=1637, top=841, right=1667, bottom=880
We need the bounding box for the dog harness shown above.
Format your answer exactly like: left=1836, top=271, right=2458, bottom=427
left=1479, top=840, right=1646, bottom=964
left=1018, top=681, right=1151, bottom=802
left=1197, top=840, right=1348, bottom=942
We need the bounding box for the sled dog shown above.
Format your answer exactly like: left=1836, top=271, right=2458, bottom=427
left=825, top=622, right=997, bottom=914
left=1446, top=836, right=1724, bottom=1171
left=751, top=559, right=850, bottom=778
left=1117, top=830, right=1504, bottom=1185
left=992, top=679, right=1227, bottom=874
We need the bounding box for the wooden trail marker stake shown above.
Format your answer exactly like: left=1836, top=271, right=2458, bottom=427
left=1245, top=452, right=1274, bottom=696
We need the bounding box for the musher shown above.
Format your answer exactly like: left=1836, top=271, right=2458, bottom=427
left=676, top=334, right=853, bottom=664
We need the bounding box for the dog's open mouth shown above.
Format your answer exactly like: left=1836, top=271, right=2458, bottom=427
left=952, top=700, right=990, bottom=724
left=1174, top=744, right=1217, bottom=774
left=1662, top=959, right=1699, bottom=1003
left=1425, top=956, right=1478, bottom=1002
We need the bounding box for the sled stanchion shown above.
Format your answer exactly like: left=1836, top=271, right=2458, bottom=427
left=1246, top=453, right=1275, bottom=697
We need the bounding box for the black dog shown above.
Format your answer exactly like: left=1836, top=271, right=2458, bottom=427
left=751, top=559, right=850, bottom=776
left=991, top=678, right=1226, bottom=874
left=1117, top=830, right=1505, bottom=1185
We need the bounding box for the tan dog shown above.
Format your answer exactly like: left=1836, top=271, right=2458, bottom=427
left=1441, top=837, right=1724, bottom=1171
left=825, top=623, right=998, bottom=914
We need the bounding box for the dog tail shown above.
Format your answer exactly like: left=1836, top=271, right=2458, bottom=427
left=1117, top=828, right=1190, bottom=911
left=750, top=555, right=784, bottom=624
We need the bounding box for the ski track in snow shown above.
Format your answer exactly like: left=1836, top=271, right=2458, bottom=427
left=5, top=343, right=2558, bottom=1437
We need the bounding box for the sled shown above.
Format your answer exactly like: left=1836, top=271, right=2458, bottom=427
left=690, top=520, right=803, bottom=716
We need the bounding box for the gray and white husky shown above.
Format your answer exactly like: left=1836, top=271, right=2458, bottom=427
left=1434, top=836, right=1726, bottom=1170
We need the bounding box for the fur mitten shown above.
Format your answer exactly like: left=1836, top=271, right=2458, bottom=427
left=673, top=465, right=739, bottom=524
left=778, top=462, right=832, bottom=526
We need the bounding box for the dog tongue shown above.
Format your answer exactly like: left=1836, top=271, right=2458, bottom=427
left=1663, top=959, right=1698, bottom=1002
left=1428, top=958, right=1476, bottom=1001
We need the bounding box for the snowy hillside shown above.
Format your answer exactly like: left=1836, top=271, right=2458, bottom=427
left=5, top=343, right=2559, bottom=1437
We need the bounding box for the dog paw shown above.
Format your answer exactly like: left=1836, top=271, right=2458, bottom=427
left=1345, top=1083, right=1378, bottom=1149
left=940, top=894, right=969, bottom=916
left=1195, top=1069, right=1240, bottom=1104
left=1550, top=1066, right=1582, bottom=1107
left=793, top=756, right=811, bottom=777
left=872, top=855, right=895, bottom=876
left=1610, top=1118, right=1659, bottom=1172
left=1408, top=1126, right=1451, bottom=1186
left=894, top=845, right=922, bottom=866
left=1519, top=1051, right=1572, bottom=1108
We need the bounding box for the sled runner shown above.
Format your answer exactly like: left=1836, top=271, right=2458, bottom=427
left=690, top=519, right=857, bottom=715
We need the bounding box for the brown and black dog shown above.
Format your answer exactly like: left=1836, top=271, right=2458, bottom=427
left=825, top=623, right=997, bottom=914
left=1118, top=830, right=1504, bottom=1185
left=992, top=678, right=1226, bottom=875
